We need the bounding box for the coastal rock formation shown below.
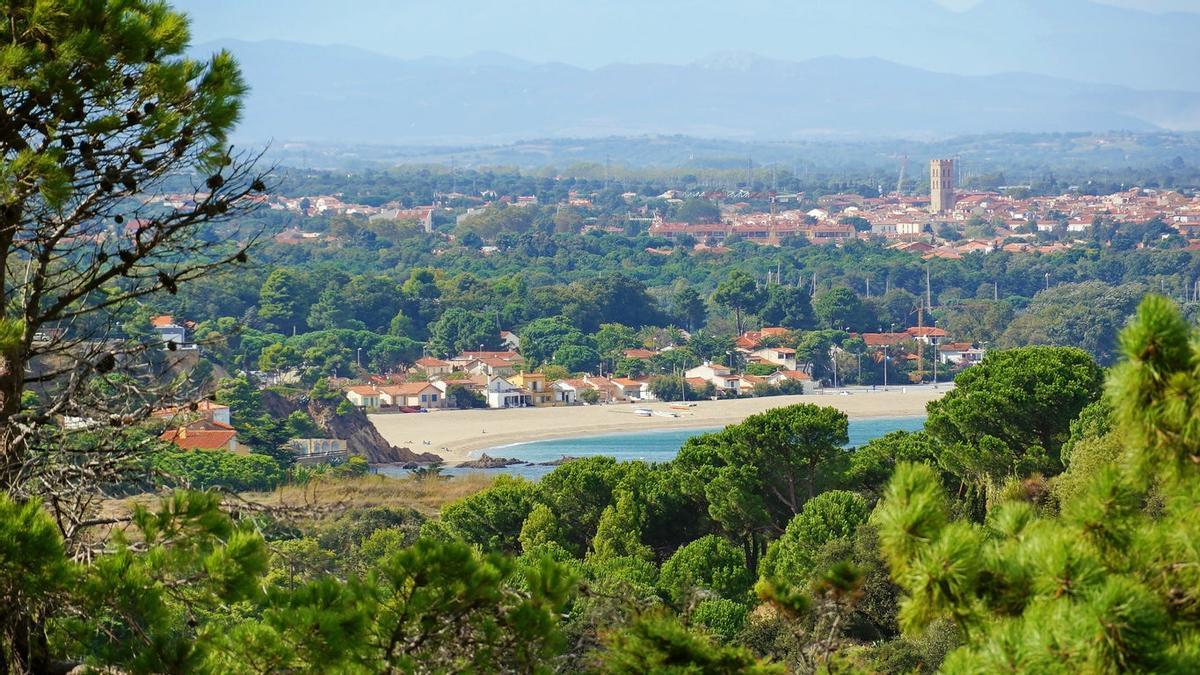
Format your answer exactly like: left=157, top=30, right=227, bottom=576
left=456, top=453, right=524, bottom=469
left=261, top=390, right=440, bottom=464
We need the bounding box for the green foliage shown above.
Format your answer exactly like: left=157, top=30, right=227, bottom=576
left=714, top=269, right=767, bottom=333
left=152, top=450, right=284, bottom=492
left=538, top=456, right=627, bottom=555
left=814, top=286, right=874, bottom=331
left=435, top=476, right=537, bottom=553
left=591, top=490, right=654, bottom=561
left=596, top=612, right=782, bottom=674
left=760, top=491, right=870, bottom=583
left=659, top=535, right=754, bottom=606
left=760, top=284, right=813, bottom=329
left=926, top=345, right=1103, bottom=503
left=870, top=297, right=1200, bottom=672
left=691, top=598, right=750, bottom=643
left=428, top=307, right=503, bottom=356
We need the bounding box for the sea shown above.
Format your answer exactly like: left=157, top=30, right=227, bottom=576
left=378, top=416, right=926, bottom=481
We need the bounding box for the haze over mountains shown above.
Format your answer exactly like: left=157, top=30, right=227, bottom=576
left=179, top=0, right=1200, bottom=92
left=198, top=39, right=1200, bottom=145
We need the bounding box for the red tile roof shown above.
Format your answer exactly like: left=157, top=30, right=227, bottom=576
left=159, top=427, right=237, bottom=451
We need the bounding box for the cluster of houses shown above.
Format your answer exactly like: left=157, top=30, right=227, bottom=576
left=338, top=330, right=836, bottom=411
left=648, top=187, right=1200, bottom=255
left=342, top=350, right=659, bottom=409
left=152, top=399, right=348, bottom=465
left=341, top=321, right=993, bottom=411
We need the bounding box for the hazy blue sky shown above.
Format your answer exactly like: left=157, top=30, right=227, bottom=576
left=176, top=0, right=1200, bottom=68
left=173, top=0, right=1200, bottom=92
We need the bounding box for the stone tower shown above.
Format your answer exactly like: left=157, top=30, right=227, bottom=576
left=930, top=159, right=955, bottom=215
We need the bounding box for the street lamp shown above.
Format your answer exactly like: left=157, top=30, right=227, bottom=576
left=356, top=347, right=363, bottom=370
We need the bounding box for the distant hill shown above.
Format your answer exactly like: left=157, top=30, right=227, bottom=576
left=193, top=39, right=1200, bottom=146
left=180, top=0, right=1200, bottom=92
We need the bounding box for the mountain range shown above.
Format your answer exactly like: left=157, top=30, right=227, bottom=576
left=194, top=39, right=1200, bottom=145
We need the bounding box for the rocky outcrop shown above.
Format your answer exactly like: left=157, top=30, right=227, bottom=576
left=457, top=453, right=525, bottom=469
left=261, top=390, right=440, bottom=465
left=536, top=456, right=581, bottom=466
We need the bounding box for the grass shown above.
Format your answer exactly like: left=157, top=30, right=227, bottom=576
left=239, top=471, right=497, bottom=517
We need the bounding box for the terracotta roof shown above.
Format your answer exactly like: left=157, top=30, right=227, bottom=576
left=160, top=427, right=237, bottom=451
left=344, top=385, right=379, bottom=396
left=906, top=327, right=949, bottom=338
left=623, top=348, right=657, bottom=359
left=150, top=315, right=176, bottom=327
left=773, top=370, right=812, bottom=381
left=860, top=333, right=910, bottom=347
left=415, top=356, right=451, bottom=367
left=379, top=382, right=438, bottom=395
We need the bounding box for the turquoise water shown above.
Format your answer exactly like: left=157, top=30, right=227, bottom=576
left=380, top=416, right=926, bottom=481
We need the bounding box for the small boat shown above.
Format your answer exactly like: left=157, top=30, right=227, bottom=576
left=633, top=408, right=653, bottom=417
left=669, top=404, right=695, bottom=410
left=653, top=411, right=679, bottom=418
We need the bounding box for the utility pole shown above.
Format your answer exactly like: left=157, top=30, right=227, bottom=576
left=925, top=266, right=932, bottom=312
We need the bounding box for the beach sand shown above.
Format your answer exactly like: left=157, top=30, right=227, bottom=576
left=370, top=385, right=950, bottom=464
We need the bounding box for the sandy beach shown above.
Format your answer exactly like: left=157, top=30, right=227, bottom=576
left=370, top=385, right=950, bottom=464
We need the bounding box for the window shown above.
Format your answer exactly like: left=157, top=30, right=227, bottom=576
left=431, top=394, right=438, bottom=402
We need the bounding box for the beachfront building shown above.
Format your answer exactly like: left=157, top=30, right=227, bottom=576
left=344, top=385, right=381, bottom=409
left=551, top=380, right=579, bottom=405
left=612, top=377, right=654, bottom=401
left=751, top=346, right=798, bottom=370
left=377, top=382, right=444, bottom=409
left=767, top=369, right=819, bottom=394
left=287, top=438, right=349, bottom=465
left=486, top=376, right=531, bottom=408
left=510, top=372, right=554, bottom=406
left=939, top=342, right=986, bottom=366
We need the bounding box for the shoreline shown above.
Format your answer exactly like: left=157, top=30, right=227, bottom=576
left=369, top=386, right=949, bottom=465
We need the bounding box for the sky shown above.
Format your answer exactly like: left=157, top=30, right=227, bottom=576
left=175, top=0, right=1200, bottom=68
left=172, top=0, right=1200, bottom=93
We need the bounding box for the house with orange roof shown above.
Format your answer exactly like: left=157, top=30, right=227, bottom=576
left=510, top=372, right=553, bottom=406
left=611, top=377, right=653, bottom=401
left=377, top=382, right=444, bottom=409
left=859, top=333, right=910, bottom=348
left=412, top=356, right=453, bottom=376
left=905, top=326, right=949, bottom=345
left=623, top=348, right=657, bottom=360
left=752, top=346, right=797, bottom=370
left=766, top=369, right=818, bottom=394
left=344, top=385, right=381, bottom=409
left=159, top=419, right=245, bottom=453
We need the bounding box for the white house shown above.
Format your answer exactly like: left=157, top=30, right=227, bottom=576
left=344, top=385, right=381, bottom=409
left=751, top=347, right=798, bottom=371
left=486, top=376, right=530, bottom=408
left=611, top=377, right=654, bottom=401
left=685, top=362, right=742, bottom=394
left=939, top=342, right=986, bottom=366
left=377, top=382, right=444, bottom=409
left=551, top=380, right=579, bottom=405
left=767, top=370, right=819, bottom=394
